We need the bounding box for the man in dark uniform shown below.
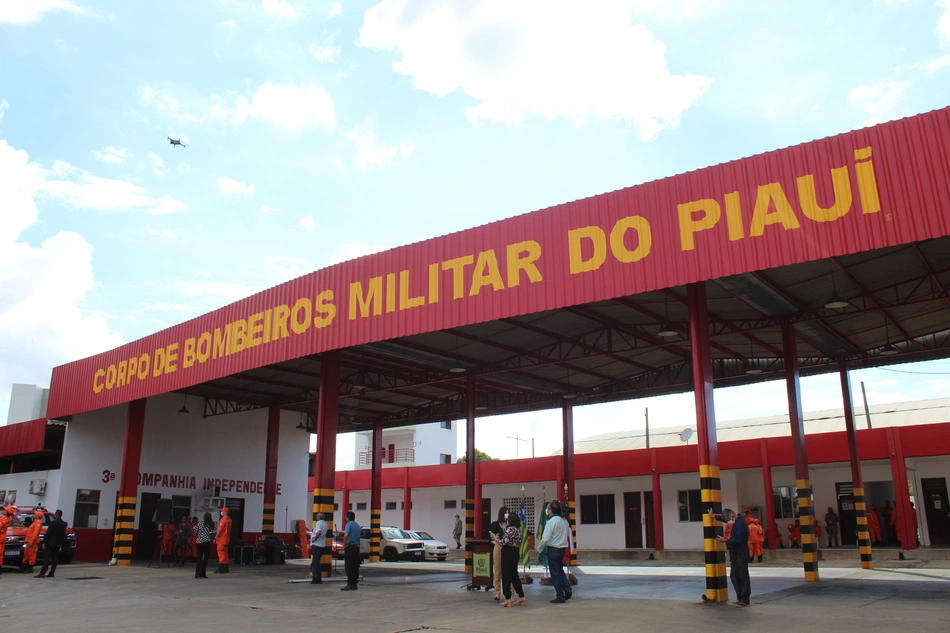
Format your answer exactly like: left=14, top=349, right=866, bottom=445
left=710, top=507, right=751, bottom=608
left=36, top=509, right=67, bottom=578
left=341, top=511, right=361, bottom=591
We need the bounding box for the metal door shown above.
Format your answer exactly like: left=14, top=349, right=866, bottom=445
left=624, top=492, right=643, bottom=548
left=921, top=478, right=950, bottom=546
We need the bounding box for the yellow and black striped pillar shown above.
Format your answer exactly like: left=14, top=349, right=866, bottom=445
left=114, top=398, right=147, bottom=567
left=262, top=503, right=275, bottom=535
left=853, top=487, right=874, bottom=569
left=311, top=488, right=335, bottom=578
left=839, top=362, right=873, bottom=569
left=796, top=480, right=819, bottom=582
left=701, top=465, right=728, bottom=602
left=261, top=405, right=280, bottom=536
left=370, top=509, right=381, bottom=562
left=689, top=284, right=728, bottom=603
left=464, top=498, right=475, bottom=574
left=113, top=496, right=136, bottom=566
left=567, top=500, right=578, bottom=566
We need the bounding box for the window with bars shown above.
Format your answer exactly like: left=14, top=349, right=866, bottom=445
left=773, top=486, right=799, bottom=519
left=678, top=489, right=704, bottom=522
left=502, top=496, right=536, bottom=533
left=385, top=501, right=397, bottom=510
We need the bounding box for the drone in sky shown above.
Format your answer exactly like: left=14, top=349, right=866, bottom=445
left=167, top=136, right=186, bottom=148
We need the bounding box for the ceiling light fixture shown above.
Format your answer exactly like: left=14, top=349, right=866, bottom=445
left=825, top=260, right=849, bottom=309
left=745, top=339, right=762, bottom=374
left=449, top=335, right=467, bottom=373
left=296, top=411, right=306, bottom=430
left=880, top=316, right=899, bottom=356
left=178, top=395, right=189, bottom=415
left=657, top=292, right=678, bottom=338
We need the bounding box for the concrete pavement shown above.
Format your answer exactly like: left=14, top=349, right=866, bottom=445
left=1, top=559, right=948, bottom=632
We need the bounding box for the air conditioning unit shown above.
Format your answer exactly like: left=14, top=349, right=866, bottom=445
left=29, top=479, right=47, bottom=495
left=198, top=497, right=225, bottom=510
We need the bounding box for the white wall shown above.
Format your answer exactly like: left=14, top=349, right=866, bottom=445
left=0, top=469, right=60, bottom=509
left=415, top=421, right=457, bottom=464
left=574, top=476, right=652, bottom=549
left=5, top=384, right=48, bottom=425
left=660, top=471, right=739, bottom=549
left=51, top=394, right=310, bottom=533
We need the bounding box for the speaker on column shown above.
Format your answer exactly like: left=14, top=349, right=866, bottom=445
left=153, top=498, right=174, bottom=524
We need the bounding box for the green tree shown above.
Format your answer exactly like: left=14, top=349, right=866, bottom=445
left=457, top=449, right=494, bottom=463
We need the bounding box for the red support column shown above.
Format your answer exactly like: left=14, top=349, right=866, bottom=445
left=464, top=374, right=475, bottom=575
left=840, top=362, right=873, bottom=568
left=562, top=397, right=578, bottom=565
left=650, top=448, right=664, bottom=551
left=688, top=282, right=728, bottom=603
left=113, top=398, right=146, bottom=566
left=782, top=324, right=818, bottom=581
left=312, top=350, right=339, bottom=578
left=760, top=440, right=778, bottom=551
left=887, top=428, right=918, bottom=551
left=370, top=421, right=383, bottom=562
left=262, top=405, right=280, bottom=535
left=403, top=469, right=412, bottom=531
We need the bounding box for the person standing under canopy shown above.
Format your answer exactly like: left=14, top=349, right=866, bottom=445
left=214, top=507, right=232, bottom=574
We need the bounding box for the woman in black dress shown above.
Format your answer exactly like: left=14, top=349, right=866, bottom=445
left=195, top=512, right=215, bottom=579
left=493, top=512, right=526, bottom=607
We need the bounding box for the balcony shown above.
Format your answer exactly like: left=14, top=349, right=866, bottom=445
left=358, top=447, right=415, bottom=466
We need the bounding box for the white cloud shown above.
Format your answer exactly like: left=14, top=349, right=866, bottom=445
left=327, top=243, right=388, bottom=265
left=939, top=0, right=950, bottom=45
left=328, top=2, right=342, bottom=18
left=347, top=120, right=414, bottom=169
left=0, top=98, right=8, bottom=120
left=262, top=0, right=298, bottom=20
left=148, top=151, right=167, bottom=176
left=163, top=279, right=255, bottom=304
left=359, top=0, right=712, bottom=140
left=310, top=42, right=340, bottom=62
left=38, top=159, right=184, bottom=213
left=140, top=87, right=199, bottom=123
left=915, top=54, right=950, bottom=75
left=0, top=139, right=123, bottom=419
left=218, top=18, right=236, bottom=27
left=146, top=227, right=177, bottom=240
left=0, top=0, right=85, bottom=24
left=299, top=215, right=316, bottom=232
left=231, top=82, right=336, bottom=131
left=141, top=302, right=198, bottom=312
left=629, top=0, right=723, bottom=20
left=218, top=176, right=255, bottom=196
left=848, top=80, right=910, bottom=127
left=93, top=146, right=128, bottom=164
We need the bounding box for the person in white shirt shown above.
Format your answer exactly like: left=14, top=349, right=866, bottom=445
left=536, top=500, right=573, bottom=603
left=310, top=512, right=329, bottom=585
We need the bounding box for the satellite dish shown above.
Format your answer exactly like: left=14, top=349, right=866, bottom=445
left=679, top=428, right=693, bottom=443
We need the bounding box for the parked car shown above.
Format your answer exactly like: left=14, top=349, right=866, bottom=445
left=3, top=507, right=77, bottom=568
left=360, top=526, right=426, bottom=562
left=332, top=529, right=370, bottom=560
left=405, top=530, right=449, bottom=561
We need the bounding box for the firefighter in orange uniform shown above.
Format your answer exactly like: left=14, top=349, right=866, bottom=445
left=215, top=507, right=232, bottom=574
left=749, top=519, right=764, bottom=562
left=21, top=509, right=44, bottom=573
left=813, top=519, right=822, bottom=547
left=788, top=521, right=801, bottom=548
left=0, top=506, right=15, bottom=575
left=162, top=520, right=178, bottom=559
left=888, top=503, right=918, bottom=545
left=867, top=505, right=882, bottom=544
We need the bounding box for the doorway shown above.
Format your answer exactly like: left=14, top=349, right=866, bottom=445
left=137, top=492, right=160, bottom=561
left=835, top=483, right=857, bottom=546
left=624, top=492, right=643, bottom=548
left=921, top=478, right=950, bottom=546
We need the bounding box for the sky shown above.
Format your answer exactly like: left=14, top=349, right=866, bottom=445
left=2, top=0, right=950, bottom=469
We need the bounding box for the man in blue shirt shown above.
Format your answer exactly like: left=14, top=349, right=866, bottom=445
left=710, top=507, right=750, bottom=607
left=341, top=512, right=361, bottom=591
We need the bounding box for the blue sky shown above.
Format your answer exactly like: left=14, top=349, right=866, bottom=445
left=2, top=0, right=950, bottom=466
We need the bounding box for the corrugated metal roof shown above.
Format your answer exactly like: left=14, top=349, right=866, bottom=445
left=557, top=397, right=950, bottom=455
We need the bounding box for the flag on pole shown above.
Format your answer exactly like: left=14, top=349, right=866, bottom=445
left=518, top=495, right=530, bottom=568
left=536, top=494, right=548, bottom=568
